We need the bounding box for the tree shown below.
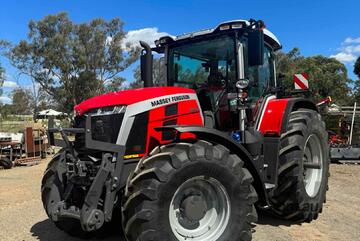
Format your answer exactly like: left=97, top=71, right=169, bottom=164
left=0, top=40, right=10, bottom=97
left=354, top=57, right=360, bottom=79
left=276, top=48, right=352, bottom=105
left=104, top=76, right=127, bottom=92
left=0, top=63, right=4, bottom=95
left=353, top=57, right=360, bottom=102
left=131, top=58, right=166, bottom=89
left=0, top=104, right=13, bottom=119
left=11, top=88, right=33, bottom=115
left=8, top=13, right=140, bottom=113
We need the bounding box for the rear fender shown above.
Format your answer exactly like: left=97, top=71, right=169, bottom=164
left=258, top=97, right=318, bottom=137
left=155, top=125, right=269, bottom=206
left=281, top=98, right=318, bottom=134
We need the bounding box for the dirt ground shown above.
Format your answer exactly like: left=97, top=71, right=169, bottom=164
left=0, top=159, right=359, bottom=241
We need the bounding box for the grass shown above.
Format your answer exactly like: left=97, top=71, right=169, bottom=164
left=0, top=116, right=72, bottom=135
left=0, top=121, right=27, bottom=133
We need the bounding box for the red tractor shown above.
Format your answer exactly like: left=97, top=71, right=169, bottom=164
left=42, top=19, right=329, bottom=241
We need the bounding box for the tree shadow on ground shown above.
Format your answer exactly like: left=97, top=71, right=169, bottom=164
left=30, top=219, right=125, bottom=241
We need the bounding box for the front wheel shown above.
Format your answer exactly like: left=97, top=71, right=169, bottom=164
left=122, top=141, right=258, bottom=241
left=41, top=149, right=121, bottom=238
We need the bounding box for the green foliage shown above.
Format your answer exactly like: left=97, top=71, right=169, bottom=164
left=353, top=82, right=360, bottom=103
left=0, top=62, right=4, bottom=96
left=104, top=76, right=126, bottom=92
left=8, top=13, right=140, bottom=113
left=0, top=62, right=3, bottom=82
left=11, top=88, right=33, bottom=115
left=131, top=66, right=144, bottom=89
left=0, top=104, right=11, bottom=119
left=0, top=40, right=10, bottom=97
left=276, top=48, right=352, bottom=105
left=172, top=64, right=209, bottom=85
left=353, top=57, right=360, bottom=103
left=131, top=58, right=166, bottom=89
left=354, top=57, right=360, bottom=79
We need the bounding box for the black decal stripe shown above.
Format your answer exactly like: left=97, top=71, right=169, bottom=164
left=165, top=103, right=178, bottom=117
left=162, top=119, right=177, bottom=141
left=125, top=111, right=149, bottom=155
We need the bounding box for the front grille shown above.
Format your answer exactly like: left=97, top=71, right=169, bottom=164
left=91, top=113, right=124, bottom=143
left=73, top=106, right=126, bottom=150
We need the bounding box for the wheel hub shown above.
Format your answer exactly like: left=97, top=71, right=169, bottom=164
left=180, top=195, right=208, bottom=221
left=169, top=176, right=231, bottom=241
left=303, top=134, right=324, bottom=197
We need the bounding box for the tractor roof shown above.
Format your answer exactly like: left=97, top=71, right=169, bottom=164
left=156, top=19, right=282, bottom=51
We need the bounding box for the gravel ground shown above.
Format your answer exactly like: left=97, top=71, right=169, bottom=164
left=0, top=159, right=359, bottom=241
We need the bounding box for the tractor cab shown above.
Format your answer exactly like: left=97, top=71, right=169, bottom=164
left=143, top=19, right=282, bottom=132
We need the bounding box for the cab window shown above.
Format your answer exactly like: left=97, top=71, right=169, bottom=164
left=246, top=46, right=274, bottom=100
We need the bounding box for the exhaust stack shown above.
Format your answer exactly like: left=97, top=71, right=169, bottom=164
left=140, top=41, right=153, bottom=87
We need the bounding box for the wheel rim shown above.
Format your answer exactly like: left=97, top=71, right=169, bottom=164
left=303, top=134, right=323, bottom=197
left=169, top=176, right=231, bottom=241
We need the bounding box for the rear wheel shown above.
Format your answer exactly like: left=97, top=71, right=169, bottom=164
left=122, top=141, right=258, bottom=241
left=0, top=157, right=13, bottom=169
left=270, top=109, right=329, bottom=221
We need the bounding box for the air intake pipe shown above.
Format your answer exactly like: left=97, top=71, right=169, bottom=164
left=140, top=41, right=153, bottom=87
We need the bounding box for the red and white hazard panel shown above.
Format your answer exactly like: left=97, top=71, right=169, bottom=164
left=293, top=73, right=309, bottom=90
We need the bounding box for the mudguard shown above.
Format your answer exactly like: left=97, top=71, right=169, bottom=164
left=258, top=97, right=318, bottom=137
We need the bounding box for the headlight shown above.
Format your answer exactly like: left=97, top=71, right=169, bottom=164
left=86, top=105, right=126, bottom=116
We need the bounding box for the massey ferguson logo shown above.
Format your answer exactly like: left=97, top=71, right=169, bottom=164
left=151, top=94, right=190, bottom=107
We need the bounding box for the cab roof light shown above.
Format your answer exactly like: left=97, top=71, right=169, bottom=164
left=155, top=36, right=174, bottom=47
left=219, top=24, right=231, bottom=31
left=231, top=23, right=244, bottom=29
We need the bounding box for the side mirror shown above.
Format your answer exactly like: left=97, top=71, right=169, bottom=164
left=248, top=30, right=264, bottom=66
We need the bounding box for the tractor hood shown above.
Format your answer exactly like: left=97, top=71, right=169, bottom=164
left=74, top=86, right=195, bottom=115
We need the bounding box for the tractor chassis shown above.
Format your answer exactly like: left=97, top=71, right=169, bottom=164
left=47, top=115, right=282, bottom=232
left=48, top=114, right=126, bottom=232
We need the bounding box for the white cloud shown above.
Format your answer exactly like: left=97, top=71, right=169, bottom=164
left=0, top=96, right=11, bottom=104
left=330, top=52, right=357, bottom=63
left=2, top=81, right=18, bottom=88
left=122, top=27, right=173, bottom=49
left=343, top=45, right=360, bottom=54
left=105, top=36, right=113, bottom=46
left=344, top=37, right=360, bottom=44
left=331, top=37, right=360, bottom=63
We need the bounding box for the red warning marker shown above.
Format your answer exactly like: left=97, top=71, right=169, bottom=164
left=294, top=73, right=309, bottom=90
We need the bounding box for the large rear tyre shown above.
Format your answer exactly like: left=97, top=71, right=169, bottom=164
left=122, top=141, right=258, bottom=241
left=0, top=157, right=13, bottom=169
left=270, top=109, right=329, bottom=221
left=41, top=149, right=121, bottom=238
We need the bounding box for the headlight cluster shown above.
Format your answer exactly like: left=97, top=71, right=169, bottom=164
left=86, top=105, right=126, bottom=116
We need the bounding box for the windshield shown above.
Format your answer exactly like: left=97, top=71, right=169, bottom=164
left=168, top=35, right=236, bottom=88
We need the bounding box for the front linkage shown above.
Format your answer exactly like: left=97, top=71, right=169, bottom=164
left=47, top=114, right=125, bottom=232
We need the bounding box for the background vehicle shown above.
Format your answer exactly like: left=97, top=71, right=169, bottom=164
left=41, top=19, right=329, bottom=241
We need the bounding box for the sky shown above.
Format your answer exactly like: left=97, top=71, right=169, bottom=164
left=0, top=0, right=359, bottom=103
